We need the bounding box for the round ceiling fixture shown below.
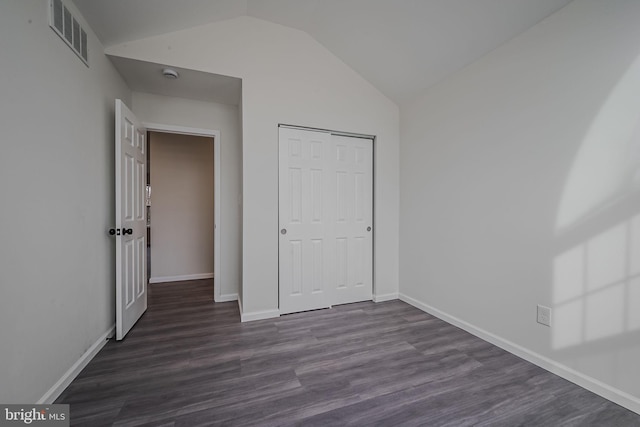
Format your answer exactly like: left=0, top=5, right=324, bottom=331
left=162, top=68, right=179, bottom=79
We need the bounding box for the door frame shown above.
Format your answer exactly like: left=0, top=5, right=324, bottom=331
left=277, top=124, right=377, bottom=309
left=143, top=122, right=223, bottom=302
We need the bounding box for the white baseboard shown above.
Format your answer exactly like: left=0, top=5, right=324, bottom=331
left=149, top=273, right=214, bottom=284
left=398, top=293, right=640, bottom=415
left=38, top=325, right=115, bottom=404
left=241, top=308, right=280, bottom=322
left=216, top=293, right=238, bottom=303
left=373, top=292, right=399, bottom=303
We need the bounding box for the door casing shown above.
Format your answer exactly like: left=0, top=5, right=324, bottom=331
left=143, top=122, right=222, bottom=303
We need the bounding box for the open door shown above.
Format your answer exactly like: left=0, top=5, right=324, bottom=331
left=115, top=99, right=147, bottom=340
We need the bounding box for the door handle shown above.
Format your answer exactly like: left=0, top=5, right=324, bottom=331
left=123, top=228, right=133, bottom=235
left=108, top=228, right=121, bottom=236
left=367, top=226, right=372, bottom=232
left=281, top=228, right=287, bottom=235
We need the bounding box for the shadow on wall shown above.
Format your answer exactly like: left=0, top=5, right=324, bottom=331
left=551, top=54, right=640, bottom=387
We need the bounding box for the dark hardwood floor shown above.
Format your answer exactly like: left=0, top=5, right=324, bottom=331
left=56, top=280, right=640, bottom=426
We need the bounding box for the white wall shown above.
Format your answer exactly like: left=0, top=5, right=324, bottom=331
left=133, top=92, right=242, bottom=298
left=0, top=1, right=131, bottom=402
left=149, top=132, right=214, bottom=281
left=108, top=17, right=400, bottom=317
left=400, top=0, right=640, bottom=412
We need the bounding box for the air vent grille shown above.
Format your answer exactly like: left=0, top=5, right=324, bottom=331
left=72, top=19, right=80, bottom=51
left=52, top=0, right=63, bottom=33
left=81, top=29, right=88, bottom=60
left=63, top=5, right=72, bottom=42
left=49, top=0, right=89, bottom=66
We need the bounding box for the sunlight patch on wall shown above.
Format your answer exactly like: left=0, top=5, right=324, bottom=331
left=629, top=278, right=640, bottom=332
left=584, top=285, right=624, bottom=341
left=586, top=224, right=626, bottom=292
left=556, top=56, right=640, bottom=231
left=552, top=217, right=640, bottom=349
left=553, top=246, right=583, bottom=304
left=553, top=299, right=583, bottom=349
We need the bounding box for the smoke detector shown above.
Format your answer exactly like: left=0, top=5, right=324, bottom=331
left=162, top=68, right=179, bottom=79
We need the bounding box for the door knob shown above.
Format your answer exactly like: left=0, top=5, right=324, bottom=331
left=367, top=226, right=372, bottom=232
left=123, top=228, right=133, bottom=235
left=108, top=228, right=120, bottom=236
left=281, top=228, right=287, bottom=235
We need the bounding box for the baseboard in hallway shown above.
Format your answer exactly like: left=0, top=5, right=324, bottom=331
left=149, top=273, right=214, bottom=284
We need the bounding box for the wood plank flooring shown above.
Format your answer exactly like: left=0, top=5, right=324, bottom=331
left=56, top=280, right=640, bottom=426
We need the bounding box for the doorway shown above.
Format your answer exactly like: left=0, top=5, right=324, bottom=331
left=145, top=124, right=222, bottom=301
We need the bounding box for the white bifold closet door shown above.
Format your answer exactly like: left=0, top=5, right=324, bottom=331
left=279, top=127, right=373, bottom=315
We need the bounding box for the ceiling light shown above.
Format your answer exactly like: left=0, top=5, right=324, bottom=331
left=162, top=68, right=179, bottom=79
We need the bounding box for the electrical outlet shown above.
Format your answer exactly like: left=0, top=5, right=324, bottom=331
left=537, top=305, right=551, bottom=327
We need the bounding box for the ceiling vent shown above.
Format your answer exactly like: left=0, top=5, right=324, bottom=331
left=49, top=0, right=88, bottom=66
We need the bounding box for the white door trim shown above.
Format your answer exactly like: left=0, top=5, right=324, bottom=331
left=143, top=122, right=223, bottom=303
left=279, top=123, right=375, bottom=140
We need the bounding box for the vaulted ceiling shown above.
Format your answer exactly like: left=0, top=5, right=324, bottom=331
left=73, top=0, right=572, bottom=104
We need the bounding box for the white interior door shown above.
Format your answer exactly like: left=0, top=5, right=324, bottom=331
left=279, top=127, right=373, bottom=314
left=115, top=99, right=147, bottom=340
left=279, top=127, right=333, bottom=314
left=331, top=135, right=373, bottom=305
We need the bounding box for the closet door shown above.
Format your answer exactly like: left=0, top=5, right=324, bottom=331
left=330, top=135, right=373, bottom=305
left=278, top=128, right=373, bottom=314
left=278, top=128, right=333, bottom=314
